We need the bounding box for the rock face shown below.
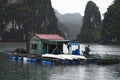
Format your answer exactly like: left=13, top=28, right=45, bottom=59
left=0, top=0, right=60, bottom=42
left=77, top=1, right=101, bottom=42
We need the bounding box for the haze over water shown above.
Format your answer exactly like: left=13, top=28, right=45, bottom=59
left=0, top=43, right=120, bottom=55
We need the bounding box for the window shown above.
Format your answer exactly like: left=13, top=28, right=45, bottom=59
left=31, top=44, right=37, bottom=50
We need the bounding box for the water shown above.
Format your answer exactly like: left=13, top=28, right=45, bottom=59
left=0, top=43, right=26, bottom=52
left=0, top=43, right=120, bottom=80
left=0, top=55, right=120, bottom=80
left=80, top=43, right=120, bottom=55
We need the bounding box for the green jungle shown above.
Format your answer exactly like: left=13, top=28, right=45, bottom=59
left=0, top=0, right=120, bottom=43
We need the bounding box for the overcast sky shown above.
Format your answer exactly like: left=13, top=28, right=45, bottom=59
left=51, top=0, right=114, bottom=17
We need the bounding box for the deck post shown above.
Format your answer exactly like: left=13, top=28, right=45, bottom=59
left=47, top=44, right=49, bottom=53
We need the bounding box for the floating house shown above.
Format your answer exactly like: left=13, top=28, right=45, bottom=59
left=8, top=34, right=120, bottom=65
left=8, top=34, right=87, bottom=65
left=27, top=34, right=70, bottom=55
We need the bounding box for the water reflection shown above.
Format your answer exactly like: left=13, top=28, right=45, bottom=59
left=0, top=56, right=49, bottom=80
left=0, top=55, right=120, bottom=80
left=48, top=64, right=120, bottom=80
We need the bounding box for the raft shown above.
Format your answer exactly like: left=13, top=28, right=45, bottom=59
left=87, top=54, right=120, bottom=65
left=8, top=53, right=87, bottom=65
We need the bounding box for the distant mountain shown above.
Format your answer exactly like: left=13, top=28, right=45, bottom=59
left=55, top=9, right=83, bottom=40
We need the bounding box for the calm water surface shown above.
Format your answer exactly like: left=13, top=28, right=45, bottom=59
left=0, top=55, right=120, bottom=80
left=0, top=43, right=26, bottom=52
left=0, top=43, right=120, bottom=80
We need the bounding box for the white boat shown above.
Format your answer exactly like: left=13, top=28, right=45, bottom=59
left=42, top=54, right=86, bottom=60
left=42, top=54, right=65, bottom=60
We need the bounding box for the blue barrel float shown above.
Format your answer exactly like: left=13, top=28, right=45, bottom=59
left=61, top=60, right=71, bottom=64
left=71, top=60, right=80, bottom=65
left=9, top=56, right=17, bottom=60
left=27, top=57, right=32, bottom=62
left=18, top=57, right=23, bottom=60
left=32, top=58, right=37, bottom=62
left=42, top=60, right=53, bottom=65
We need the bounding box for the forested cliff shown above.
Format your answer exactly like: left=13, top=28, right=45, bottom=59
left=0, top=0, right=61, bottom=42
left=77, top=1, right=101, bottom=42
left=101, top=0, right=120, bottom=43
left=77, top=0, right=120, bottom=43
left=1, top=0, right=120, bottom=43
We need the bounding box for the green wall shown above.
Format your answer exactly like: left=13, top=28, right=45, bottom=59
left=29, top=36, right=43, bottom=55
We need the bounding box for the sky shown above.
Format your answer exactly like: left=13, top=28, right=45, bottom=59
left=51, top=0, right=114, bottom=17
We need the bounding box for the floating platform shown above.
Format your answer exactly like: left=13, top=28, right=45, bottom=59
left=7, top=53, right=87, bottom=65
left=5, top=53, right=120, bottom=65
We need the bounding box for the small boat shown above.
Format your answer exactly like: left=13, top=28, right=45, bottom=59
left=97, top=58, right=120, bottom=65
left=42, top=54, right=87, bottom=60
left=87, top=54, right=120, bottom=65
left=41, top=54, right=87, bottom=65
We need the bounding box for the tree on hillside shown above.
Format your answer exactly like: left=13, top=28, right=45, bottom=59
left=77, top=1, right=101, bottom=42
left=0, top=0, right=6, bottom=40
left=0, top=0, right=61, bottom=42
left=101, top=0, right=120, bottom=43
